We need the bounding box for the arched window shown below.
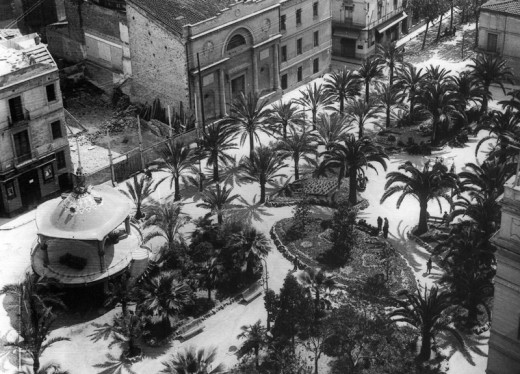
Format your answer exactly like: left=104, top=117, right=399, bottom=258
left=227, top=34, right=246, bottom=51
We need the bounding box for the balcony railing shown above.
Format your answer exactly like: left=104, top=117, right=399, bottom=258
left=332, top=19, right=365, bottom=29
left=367, top=6, right=404, bottom=30
left=0, top=144, right=55, bottom=173
left=7, top=110, right=31, bottom=127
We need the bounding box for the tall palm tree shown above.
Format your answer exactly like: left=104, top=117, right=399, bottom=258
left=468, top=53, right=513, bottom=113
left=136, top=271, right=193, bottom=327
left=375, top=40, right=404, bottom=86
left=381, top=161, right=459, bottom=235
left=237, top=321, right=267, bottom=369
left=153, top=140, right=198, bottom=201
left=345, top=97, right=383, bottom=139
left=267, top=100, right=306, bottom=139
left=376, top=83, right=406, bottom=129
left=416, top=81, right=465, bottom=145
left=314, top=113, right=354, bottom=152
left=229, top=226, right=271, bottom=270
left=396, top=63, right=426, bottom=118
left=390, top=286, right=466, bottom=361
left=120, top=173, right=163, bottom=220
left=161, top=346, right=225, bottom=374
left=104, top=273, right=132, bottom=317
left=451, top=194, right=501, bottom=237
left=425, top=65, right=452, bottom=85
left=475, top=108, right=520, bottom=161
left=457, top=157, right=515, bottom=199
left=324, top=69, right=361, bottom=115
left=143, top=200, right=190, bottom=248
left=201, top=257, right=221, bottom=301
left=198, top=122, right=237, bottom=183
left=276, top=129, right=318, bottom=180
left=294, top=82, right=334, bottom=130
left=323, top=136, right=388, bottom=205
left=238, top=145, right=288, bottom=204
left=297, top=267, right=335, bottom=318
left=357, top=56, right=384, bottom=104
left=499, top=88, right=520, bottom=113
left=224, top=92, right=271, bottom=159
left=197, top=184, right=240, bottom=225
left=450, top=71, right=487, bottom=109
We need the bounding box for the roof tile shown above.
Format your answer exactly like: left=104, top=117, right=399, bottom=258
left=481, top=0, right=520, bottom=16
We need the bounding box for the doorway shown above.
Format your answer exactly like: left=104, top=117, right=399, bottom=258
left=340, top=38, right=356, bottom=58
left=19, top=169, right=41, bottom=209
left=231, top=74, right=245, bottom=98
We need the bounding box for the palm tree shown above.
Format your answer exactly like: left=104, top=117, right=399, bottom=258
left=457, top=158, right=515, bottom=199
left=276, top=129, right=318, bottom=180
left=396, top=63, right=426, bottom=118
left=120, top=173, right=163, bottom=220
left=143, top=200, right=189, bottom=248
left=314, top=113, right=354, bottom=152
left=297, top=267, right=335, bottom=318
left=161, top=346, right=225, bottom=374
left=323, top=135, right=388, bottom=205
left=345, top=97, right=382, bottom=139
left=229, top=226, right=270, bottom=269
left=381, top=161, right=459, bottom=235
left=237, top=320, right=267, bottom=369
left=224, top=92, right=271, bottom=159
left=294, top=82, right=334, bottom=130
left=104, top=273, right=132, bottom=317
left=451, top=194, right=501, bottom=237
left=376, top=83, right=406, bottom=129
left=153, top=140, right=198, bottom=201
left=267, top=100, right=306, bottom=139
left=416, top=81, right=465, bottom=145
left=475, top=108, right=520, bottom=161
left=468, top=53, right=513, bottom=113
left=499, top=88, right=520, bottom=113
left=324, top=69, right=361, bottom=115
left=201, top=257, right=221, bottom=301
left=375, top=40, right=403, bottom=86
left=238, top=145, right=288, bottom=204
left=136, top=271, right=193, bottom=327
left=450, top=71, right=487, bottom=109
left=197, top=184, right=240, bottom=225
left=390, top=286, right=466, bottom=361
left=198, top=121, right=237, bottom=183
left=425, top=65, right=452, bottom=85
left=357, top=56, right=384, bottom=104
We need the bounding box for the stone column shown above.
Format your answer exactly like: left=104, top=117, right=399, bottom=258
left=98, top=241, right=106, bottom=272
left=219, top=69, right=227, bottom=117
left=252, top=49, right=258, bottom=94
left=273, top=44, right=281, bottom=90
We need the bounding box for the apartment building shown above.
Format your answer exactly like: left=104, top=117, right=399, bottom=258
left=331, top=0, right=407, bottom=60
left=0, top=34, right=72, bottom=216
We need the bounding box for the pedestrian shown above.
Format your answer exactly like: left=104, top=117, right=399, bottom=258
left=443, top=211, right=450, bottom=226
left=377, top=216, right=383, bottom=233
left=427, top=257, right=432, bottom=274
left=383, top=217, right=389, bottom=239
left=450, top=163, right=455, bottom=174
left=293, top=257, right=298, bottom=272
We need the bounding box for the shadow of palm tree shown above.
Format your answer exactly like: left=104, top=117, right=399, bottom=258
left=435, top=328, right=488, bottom=366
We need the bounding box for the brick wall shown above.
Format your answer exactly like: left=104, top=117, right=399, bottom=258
left=126, top=3, right=189, bottom=113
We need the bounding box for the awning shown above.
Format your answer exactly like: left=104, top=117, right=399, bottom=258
left=333, top=30, right=360, bottom=40
left=376, top=12, right=407, bottom=34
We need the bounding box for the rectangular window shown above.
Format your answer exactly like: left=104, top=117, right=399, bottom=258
left=13, top=130, right=31, bottom=163
left=8, top=96, right=24, bottom=123
left=281, top=74, right=288, bottom=89
left=5, top=180, right=16, bottom=200
left=296, top=9, right=302, bottom=25
left=46, top=84, right=56, bottom=102
left=487, top=33, right=498, bottom=52
left=378, top=3, right=382, bottom=19
left=313, top=58, right=319, bottom=74
left=51, top=120, right=62, bottom=139
left=281, top=45, right=287, bottom=62
left=280, top=14, right=286, bottom=31
left=56, top=150, right=66, bottom=170
left=313, top=2, right=318, bottom=17
left=297, top=38, right=302, bottom=55
left=394, top=0, right=398, bottom=9
left=297, top=66, right=303, bottom=82
left=314, top=31, right=319, bottom=47
left=42, top=164, right=54, bottom=183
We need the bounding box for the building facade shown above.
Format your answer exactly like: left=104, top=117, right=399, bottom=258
left=331, top=0, right=407, bottom=60
left=478, top=0, right=520, bottom=81
left=126, top=0, right=332, bottom=123
left=487, top=175, right=520, bottom=374
left=0, top=34, right=72, bottom=217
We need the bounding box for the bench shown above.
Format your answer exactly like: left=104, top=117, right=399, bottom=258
left=241, top=282, right=263, bottom=303
left=176, top=318, right=205, bottom=341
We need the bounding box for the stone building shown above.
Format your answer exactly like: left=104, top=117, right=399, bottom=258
left=478, top=0, right=520, bottom=81
left=331, top=0, right=407, bottom=60
left=487, top=175, right=520, bottom=374
left=46, top=0, right=132, bottom=91
left=126, top=0, right=332, bottom=122
left=20, top=0, right=66, bottom=38
left=0, top=33, right=72, bottom=216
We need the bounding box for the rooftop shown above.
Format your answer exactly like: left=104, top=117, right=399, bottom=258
left=481, top=0, right=520, bottom=16
left=127, top=0, right=237, bottom=35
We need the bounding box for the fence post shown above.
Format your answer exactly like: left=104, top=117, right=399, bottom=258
left=107, top=129, right=116, bottom=186
left=137, top=115, right=145, bottom=170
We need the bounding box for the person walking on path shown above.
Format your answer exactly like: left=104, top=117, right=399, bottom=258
left=377, top=216, right=383, bottom=234
left=427, top=257, right=433, bottom=274
left=383, top=218, right=389, bottom=239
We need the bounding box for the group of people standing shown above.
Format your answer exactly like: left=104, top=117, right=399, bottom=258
left=376, top=216, right=389, bottom=239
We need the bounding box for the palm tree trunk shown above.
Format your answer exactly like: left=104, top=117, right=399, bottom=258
left=419, top=331, right=432, bottom=361
left=410, top=90, right=415, bottom=117
left=349, top=168, right=358, bottom=205
left=482, top=89, right=489, bottom=113
left=249, top=132, right=255, bottom=159
left=122, top=300, right=128, bottom=317
left=260, top=182, right=266, bottom=204
left=358, top=121, right=363, bottom=139
left=217, top=212, right=223, bottom=225
left=389, top=66, right=394, bottom=87
left=436, top=14, right=444, bottom=40
left=314, top=355, right=319, bottom=374
left=386, top=104, right=391, bottom=128
left=422, top=21, right=430, bottom=50
left=432, top=119, right=439, bottom=145
left=312, top=110, right=317, bottom=131
left=208, top=287, right=212, bottom=301
left=213, top=160, right=219, bottom=183
left=174, top=176, right=181, bottom=201
left=294, top=158, right=300, bottom=180
left=340, top=93, right=345, bottom=115
left=417, top=200, right=428, bottom=235
left=33, top=353, right=40, bottom=374
left=365, top=82, right=370, bottom=103
left=283, top=123, right=287, bottom=139
left=255, top=347, right=260, bottom=369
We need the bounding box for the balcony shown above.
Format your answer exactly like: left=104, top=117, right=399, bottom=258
left=367, top=7, right=404, bottom=30
left=332, top=18, right=365, bottom=30
left=7, top=110, right=31, bottom=127
left=0, top=144, right=56, bottom=173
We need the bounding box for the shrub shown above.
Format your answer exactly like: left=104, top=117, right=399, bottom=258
left=387, top=134, right=396, bottom=142
left=327, top=202, right=358, bottom=265
left=287, top=197, right=312, bottom=241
